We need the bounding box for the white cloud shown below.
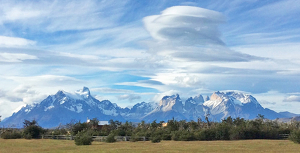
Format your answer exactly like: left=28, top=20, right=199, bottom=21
left=117, top=79, right=166, bottom=92
left=91, top=88, right=134, bottom=94
left=117, top=94, right=141, bottom=102
left=58, top=52, right=100, bottom=61
left=4, top=75, right=84, bottom=87
left=0, top=52, right=37, bottom=62
left=284, top=95, right=300, bottom=102
left=249, top=0, right=300, bottom=17
left=0, top=36, right=36, bottom=47
left=0, top=0, right=129, bottom=32
left=0, top=85, right=47, bottom=119
left=152, top=90, right=179, bottom=103
left=143, top=6, right=225, bottom=44
left=4, top=7, right=42, bottom=21
left=249, top=91, right=300, bottom=114
left=142, top=6, right=262, bottom=62
left=233, top=43, right=300, bottom=60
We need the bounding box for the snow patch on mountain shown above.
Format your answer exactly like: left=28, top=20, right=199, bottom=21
left=102, top=109, right=118, bottom=116
left=44, top=105, right=54, bottom=111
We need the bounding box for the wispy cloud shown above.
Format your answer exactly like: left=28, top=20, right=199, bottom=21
left=284, top=95, right=300, bottom=102
left=4, top=75, right=84, bottom=87
left=248, top=0, right=300, bottom=17
left=91, top=88, right=134, bottom=94
left=0, top=53, right=37, bottom=62
left=0, top=0, right=129, bottom=32
left=0, top=36, right=36, bottom=47
left=117, top=94, right=141, bottom=102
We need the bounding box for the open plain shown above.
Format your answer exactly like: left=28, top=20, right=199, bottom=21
left=1, top=139, right=300, bottom=153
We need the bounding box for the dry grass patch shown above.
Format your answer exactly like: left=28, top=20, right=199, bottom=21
left=0, top=139, right=299, bottom=153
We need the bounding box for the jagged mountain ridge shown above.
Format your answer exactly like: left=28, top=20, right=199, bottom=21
left=0, top=87, right=293, bottom=128
left=0, top=87, right=155, bottom=128
left=143, top=91, right=286, bottom=122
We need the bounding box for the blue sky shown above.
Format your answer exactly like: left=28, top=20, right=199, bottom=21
left=1, top=0, right=300, bottom=119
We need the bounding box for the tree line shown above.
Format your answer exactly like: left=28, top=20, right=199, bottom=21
left=1, top=115, right=300, bottom=145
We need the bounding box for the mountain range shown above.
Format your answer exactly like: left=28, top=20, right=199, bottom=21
left=0, top=87, right=298, bottom=128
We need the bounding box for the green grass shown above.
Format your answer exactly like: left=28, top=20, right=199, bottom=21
left=0, top=139, right=299, bottom=153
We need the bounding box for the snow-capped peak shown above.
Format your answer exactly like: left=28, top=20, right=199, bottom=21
left=158, top=94, right=183, bottom=112
left=204, top=91, right=259, bottom=108
left=56, top=87, right=91, bottom=101
left=223, top=91, right=259, bottom=105
left=75, top=87, right=91, bottom=98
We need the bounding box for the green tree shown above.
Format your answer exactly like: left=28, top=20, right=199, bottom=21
left=23, top=119, right=44, bottom=139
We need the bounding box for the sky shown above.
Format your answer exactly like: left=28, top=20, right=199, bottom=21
left=1, top=0, right=300, bottom=119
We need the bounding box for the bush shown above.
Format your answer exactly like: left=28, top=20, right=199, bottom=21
left=106, top=133, right=116, bottom=143
left=72, top=122, right=88, bottom=135
left=24, top=134, right=32, bottom=140
left=22, top=120, right=44, bottom=139
left=151, top=135, right=161, bottom=143
left=161, top=132, right=172, bottom=140
left=215, top=124, right=231, bottom=140
left=289, top=130, right=300, bottom=144
left=130, top=134, right=139, bottom=142
left=23, top=125, right=44, bottom=139
left=171, top=130, right=195, bottom=141
left=230, top=127, right=245, bottom=140
left=74, top=131, right=93, bottom=145
left=1, top=131, right=22, bottom=139
left=195, top=129, right=216, bottom=141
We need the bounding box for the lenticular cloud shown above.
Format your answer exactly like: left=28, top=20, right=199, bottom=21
left=143, top=6, right=226, bottom=46
left=143, top=6, right=262, bottom=62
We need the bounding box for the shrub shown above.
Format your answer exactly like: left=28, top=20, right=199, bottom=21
left=74, top=131, right=93, bottom=145
left=105, top=133, right=116, bottom=143
left=72, top=122, right=88, bottom=135
left=230, top=127, right=245, bottom=140
left=1, top=131, right=22, bottom=139
left=161, top=132, right=172, bottom=140
left=151, top=135, right=161, bottom=143
left=22, top=120, right=44, bottom=139
left=179, top=131, right=195, bottom=141
left=289, top=130, right=300, bottom=144
left=215, top=124, right=231, bottom=140
left=24, top=134, right=32, bottom=140
left=171, top=130, right=195, bottom=141
left=130, top=134, right=140, bottom=142
left=195, top=129, right=216, bottom=141
left=171, top=131, right=180, bottom=141
left=23, top=125, right=44, bottom=139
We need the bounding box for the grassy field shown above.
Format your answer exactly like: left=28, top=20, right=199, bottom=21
left=0, top=139, right=299, bottom=153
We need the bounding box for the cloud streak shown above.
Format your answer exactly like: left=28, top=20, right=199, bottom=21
left=284, top=95, right=300, bottom=102
left=117, top=94, right=141, bottom=102
left=0, top=36, right=36, bottom=47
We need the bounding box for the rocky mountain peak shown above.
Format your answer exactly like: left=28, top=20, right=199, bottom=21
left=158, top=94, right=183, bottom=112
left=205, top=95, right=210, bottom=101
left=160, top=94, right=181, bottom=106
left=193, top=94, right=204, bottom=104
left=210, top=91, right=224, bottom=101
